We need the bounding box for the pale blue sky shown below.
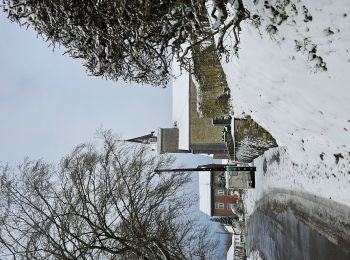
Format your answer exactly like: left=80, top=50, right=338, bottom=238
left=0, top=12, right=174, bottom=164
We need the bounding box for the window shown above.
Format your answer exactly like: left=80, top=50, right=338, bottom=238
left=240, top=235, right=245, bottom=243
left=215, top=189, right=225, bottom=196
left=214, top=203, right=225, bottom=209
left=227, top=203, right=237, bottom=210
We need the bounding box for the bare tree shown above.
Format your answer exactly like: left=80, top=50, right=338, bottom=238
left=0, top=131, right=219, bottom=259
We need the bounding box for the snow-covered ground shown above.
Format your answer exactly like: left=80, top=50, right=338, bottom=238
left=244, top=146, right=350, bottom=216
left=222, top=0, right=350, bottom=214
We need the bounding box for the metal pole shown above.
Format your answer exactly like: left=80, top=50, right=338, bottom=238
left=154, top=166, right=256, bottom=173
left=154, top=167, right=226, bottom=173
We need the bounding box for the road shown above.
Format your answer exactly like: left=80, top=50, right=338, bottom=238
left=246, top=190, right=350, bottom=260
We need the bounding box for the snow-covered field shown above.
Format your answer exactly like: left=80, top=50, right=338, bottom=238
left=222, top=0, right=350, bottom=214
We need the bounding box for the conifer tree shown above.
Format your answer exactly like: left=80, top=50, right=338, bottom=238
left=2, top=0, right=249, bottom=86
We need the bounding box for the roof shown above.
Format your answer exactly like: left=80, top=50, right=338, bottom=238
left=198, top=171, right=212, bottom=216
left=172, top=60, right=189, bottom=150
left=125, top=132, right=156, bottom=144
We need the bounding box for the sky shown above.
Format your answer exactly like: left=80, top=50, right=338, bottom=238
left=0, top=11, right=174, bottom=165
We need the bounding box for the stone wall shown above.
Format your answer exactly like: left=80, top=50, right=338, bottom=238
left=192, top=39, right=230, bottom=117
left=189, top=78, right=225, bottom=147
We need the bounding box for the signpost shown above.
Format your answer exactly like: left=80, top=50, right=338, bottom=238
left=226, top=166, right=255, bottom=189
left=154, top=164, right=256, bottom=189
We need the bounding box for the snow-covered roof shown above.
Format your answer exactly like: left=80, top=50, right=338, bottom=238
left=172, top=60, right=189, bottom=150
left=198, top=171, right=212, bottom=216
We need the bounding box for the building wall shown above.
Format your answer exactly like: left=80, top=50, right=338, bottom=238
left=191, top=143, right=227, bottom=155
left=211, top=171, right=239, bottom=217
left=192, top=38, right=230, bottom=117
left=158, top=128, right=180, bottom=154
left=189, top=78, right=225, bottom=147
left=213, top=195, right=239, bottom=216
